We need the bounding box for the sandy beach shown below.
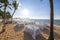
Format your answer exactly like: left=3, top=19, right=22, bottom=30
left=0, top=23, right=60, bottom=40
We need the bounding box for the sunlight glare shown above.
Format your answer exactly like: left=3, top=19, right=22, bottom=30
left=21, top=9, right=29, bottom=16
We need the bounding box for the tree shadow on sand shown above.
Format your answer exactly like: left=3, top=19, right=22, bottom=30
left=13, top=24, right=24, bottom=32
left=24, top=31, right=46, bottom=40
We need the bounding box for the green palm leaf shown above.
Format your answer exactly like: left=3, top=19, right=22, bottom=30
left=12, top=0, right=18, bottom=10
left=0, top=0, right=8, bottom=3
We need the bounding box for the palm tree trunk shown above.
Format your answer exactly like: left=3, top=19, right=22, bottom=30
left=2, top=5, right=6, bottom=33
left=11, top=10, right=15, bottom=23
left=3, top=6, right=6, bottom=27
left=48, top=0, right=54, bottom=40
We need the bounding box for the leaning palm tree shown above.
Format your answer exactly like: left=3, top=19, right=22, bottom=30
left=0, top=0, right=12, bottom=32
left=0, top=9, right=11, bottom=33
left=48, top=0, right=54, bottom=40
left=11, top=0, right=18, bottom=23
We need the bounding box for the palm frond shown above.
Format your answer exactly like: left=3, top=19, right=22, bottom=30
left=0, top=0, right=8, bottom=3
left=9, top=4, right=12, bottom=6
left=12, top=0, right=19, bottom=10
left=8, top=6, right=12, bottom=10
left=0, top=0, right=5, bottom=3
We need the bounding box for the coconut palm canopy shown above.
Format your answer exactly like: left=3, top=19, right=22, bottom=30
left=0, top=10, right=11, bottom=19
left=0, top=0, right=19, bottom=19
left=0, top=0, right=12, bottom=10
left=12, top=0, right=18, bottom=10
left=0, top=0, right=8, bottom=3
left=0, top=0, right=19, bottom=34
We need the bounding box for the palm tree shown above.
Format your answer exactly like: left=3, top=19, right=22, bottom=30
left=0, top=0, right=12, bottom=32
left=11, top=0, right=18, bottom=23
left=48, top=0, right=54, bottom=40
left=0, top=9, right=11, bottom=33
left=40, top=0, right=54, bottom=40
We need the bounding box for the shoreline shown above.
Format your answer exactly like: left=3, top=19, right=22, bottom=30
left=47, top=24, right=60, bottom=28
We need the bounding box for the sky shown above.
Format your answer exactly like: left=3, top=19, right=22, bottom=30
left=9, top=0, right=60, bottom=19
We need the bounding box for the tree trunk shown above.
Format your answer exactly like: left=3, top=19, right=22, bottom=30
left=11, top=10, right=15, bottom=23
left=11, top=17, right=13, bottom=23
left=3, top=6, right=6, bottom=28
left=2, top=5, right=6, bottom=33
left=48, top=0, right=54, bottom=40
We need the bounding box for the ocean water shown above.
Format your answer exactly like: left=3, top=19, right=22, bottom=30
left=29, top=19, right=60, bottom=25
left=13, top=18, right=60, bottom=25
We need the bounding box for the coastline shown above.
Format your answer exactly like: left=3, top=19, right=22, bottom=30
left=47, top=24, right=60, bottom=29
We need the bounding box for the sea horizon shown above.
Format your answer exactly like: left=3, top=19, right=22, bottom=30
left=13, top=18, right=60, bottom=25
